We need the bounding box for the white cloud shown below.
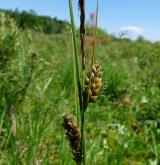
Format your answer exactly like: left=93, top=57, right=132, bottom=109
left=120, top=26, right=144, bottom=34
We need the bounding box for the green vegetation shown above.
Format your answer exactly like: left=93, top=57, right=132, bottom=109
left=0, top=9, right=70, bottom=34
left=0, top=9, right=160, bottom=165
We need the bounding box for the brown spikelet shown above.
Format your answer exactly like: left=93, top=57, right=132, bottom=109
left=85, top=64, right=103, bottom=102
left=63, top=116, right=81, bottom=164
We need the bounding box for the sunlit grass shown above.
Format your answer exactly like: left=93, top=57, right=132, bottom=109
left=0, top=12, right=160, bottom=164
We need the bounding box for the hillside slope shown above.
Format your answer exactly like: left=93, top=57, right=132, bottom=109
left=0, top=12, right=160, bottom=164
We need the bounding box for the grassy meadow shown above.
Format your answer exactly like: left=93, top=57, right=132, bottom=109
left=0, top=11, right=160, bottom=165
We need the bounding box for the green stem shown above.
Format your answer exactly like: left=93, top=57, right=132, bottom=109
left=80, top=109, right=86, bottom=165
left=151, top=131, right=158, bottom=159
left=68, top=0, right=82, bottom=122
left=74, top=64, right=79, bottom=124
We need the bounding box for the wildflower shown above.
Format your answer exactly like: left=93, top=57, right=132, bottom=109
left=141, top=96, right=148, bottom=103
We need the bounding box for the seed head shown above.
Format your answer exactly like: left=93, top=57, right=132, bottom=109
left=85, top=64, right=103, bottom=102
left=63, top=116, right=81, bottom=164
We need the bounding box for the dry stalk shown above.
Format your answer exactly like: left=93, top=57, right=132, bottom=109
left=79, top=1, right=87, bottom=164
left=79, top=0, right=86, bottom=72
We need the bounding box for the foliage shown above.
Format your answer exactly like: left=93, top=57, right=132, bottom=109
left=0, top=12, right=160, bottom=164
left=0, top=9, right=70, bottom=34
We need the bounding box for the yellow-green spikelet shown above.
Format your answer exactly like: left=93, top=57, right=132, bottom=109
left=85, top=64, right=102, bottom=102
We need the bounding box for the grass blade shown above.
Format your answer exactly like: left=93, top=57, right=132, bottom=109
left=68, top=0, right=82, bottom=122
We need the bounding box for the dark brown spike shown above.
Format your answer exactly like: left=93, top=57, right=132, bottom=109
left=79, top=0, right=86, bottom=71
left=63, top=116, right=81, bottom=164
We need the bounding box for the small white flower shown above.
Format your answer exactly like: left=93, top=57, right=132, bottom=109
left=124, top=143, right=128, bottom=148
left=117, top=124, right=125, bottom=135
left=149, top=159, right=158, bottom=165
left=141, top=96, right=148, bottom=103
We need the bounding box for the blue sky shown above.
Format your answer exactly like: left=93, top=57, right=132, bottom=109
left=0, top=0, right=159, bottom=41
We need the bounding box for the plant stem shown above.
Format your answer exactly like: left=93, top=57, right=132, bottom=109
left=90, top=0, right=98, bottom=70
left=151, top=131, right=158, bottom=159
left=79, top=0, right=86, bottom=96
left=80, top=109, right=86, bottom=165
left=79, top=0, right=87, bottom=164
left=69, top=0, right=87, bottom=164
left=87, top=1, right=99, bottom=103
left=79, top=0, right=86, bottom=72
left=74, top=62, right=80, bottom=124
left=68, top=0, right=82, bottom=123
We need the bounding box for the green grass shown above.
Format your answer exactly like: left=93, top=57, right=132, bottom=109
left=0, top=15, right=160, bottom=164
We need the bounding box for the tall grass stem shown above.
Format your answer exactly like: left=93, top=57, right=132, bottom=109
left=68, top=0, right=82, bottom=123
left=80, top=110, right=86, bottom=165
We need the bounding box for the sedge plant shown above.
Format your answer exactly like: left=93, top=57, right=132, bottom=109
left=63, top=0, right=102, bottom=164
